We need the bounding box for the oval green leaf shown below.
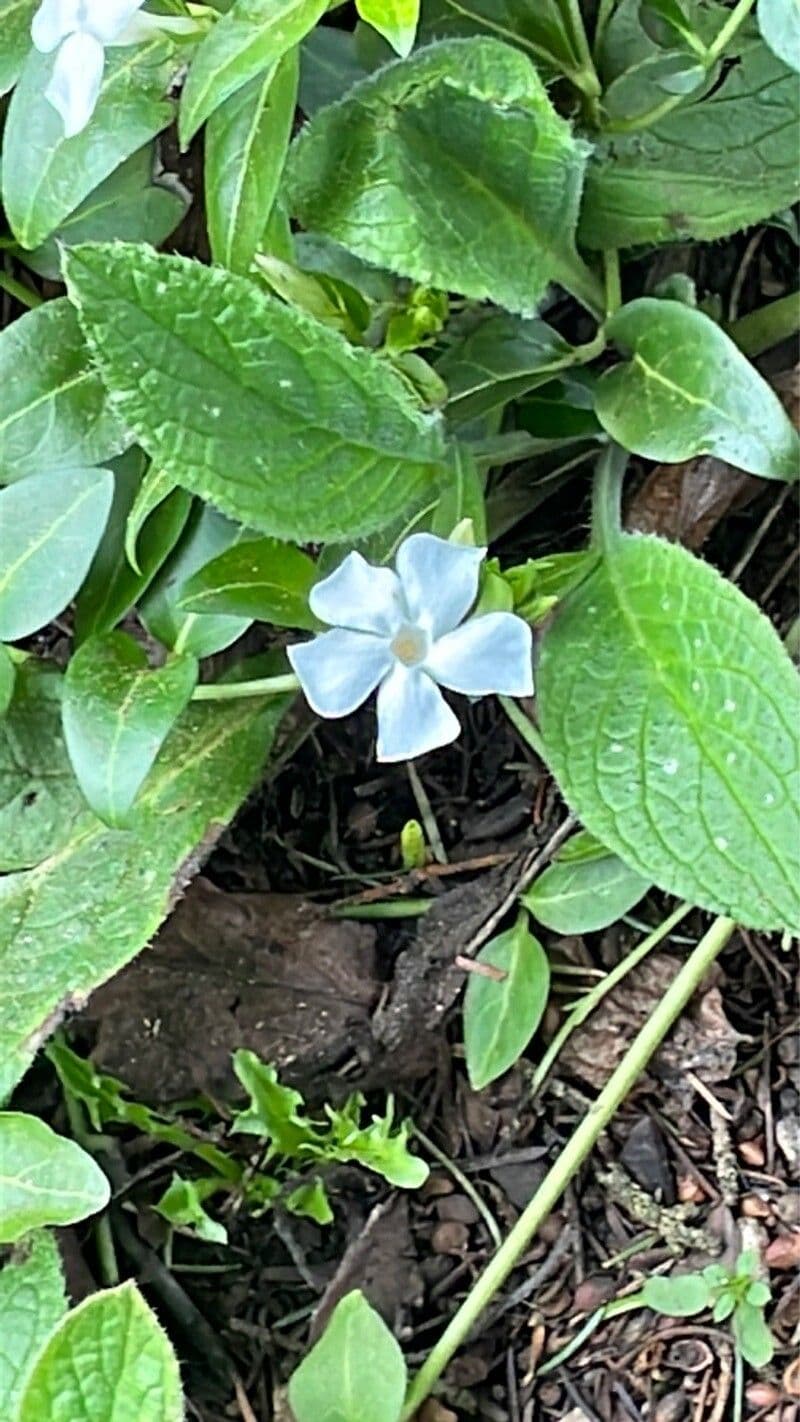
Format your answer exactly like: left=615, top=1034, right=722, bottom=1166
left=0, top=1230, right=66, bottom=1416
left=16, top=1281, right=183, bottom=1422
left=140, top=505, right=254, bottom=657
left=288, top=1290, right=406, bottom=1422
left=523, top=830, right=650, bottom=933
left=0, top=467, right=114, bottom=641
left=0, top=1112, right=109, bottom=1243
left=463, top=913, right=550, bottom=1090
left=64, top=242, right=446, bottom=543
left=62, top=632, right=198, bottom=827
left=178, top=536, right=317, bottom=627
left=643, top=1273, right=710, bottom=1317
left=596, top=299, right=799, bottom=481
left=758, top=0, right=800, bottom=72
left=537, top=533, right=800, bottom=932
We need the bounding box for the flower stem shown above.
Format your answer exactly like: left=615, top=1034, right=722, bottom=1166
left=190, top=673, right=299, bottom=701
left=590, top=442, right=628, bottom=554
left=399, top=914, right=736, bottom=1419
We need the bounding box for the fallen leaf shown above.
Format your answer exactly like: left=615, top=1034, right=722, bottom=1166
left=626, top=455, right=760, bottom=549
left=765, top=1231, right=800, bottom=1270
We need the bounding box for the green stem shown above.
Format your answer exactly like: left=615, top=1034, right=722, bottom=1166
left=529, top=901, right=693, bottom=1096
left=191, top=673, right=299, bottom=701
left=706, top=0, right=757, bottom=62
left=0, top=271, right=42, bottom=308
left=399, top=914, right=735, bottom=1419
left=557, top=0, right=603, bottom=120
left=728, top=291, right=800, bottom=357
left=500, top=696, right=548, bottom=762
left=603, top=249, right=622, bottom=316
left=414, top=1128, right=503, bottom=1250
left=590, top=442, right=627, bottom=553
left=592, top=0, right=617, bottom=60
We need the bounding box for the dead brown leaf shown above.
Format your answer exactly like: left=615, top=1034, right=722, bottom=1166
left=626, top=456, right=760, bottom=549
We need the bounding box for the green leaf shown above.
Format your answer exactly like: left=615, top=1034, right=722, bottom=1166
left=437, top=312, right=576, bottom=425
left=0, top=1112, right=109, bottom=1243
left=179, top=537, right=318, bottom=627
left=20, top=145, right=189, bottom=282
left=299, top=26, right=371, bottom=114
left=463, top=912, right=550, bottom=1090
left=580, top=40, right=800, bottom=249
left=746, top=1281, right=772, bottom=1307
left=0, top=300, right=126, bottom=485
left=0, top=467, right=114, bottom=641
left=0, top=663, right=94, bottom=871
left=75, top=455, right=193, bottom=642
left=712, top=1292, right=736, bottom=1322
left=288, top=1291, right=406, bottom=1422
left=285, top=1177, right=333, bottom=1224
left=155, top=1174, right=228, bottom=1245
left=0, top=688, right=288, bottom=1100
left=286, top=37, right=602, bottom=316
left=523, top=830, right=650, bottom=933
left=206, top=49, right=299, bottom=274
left=536, top=533, right=800, bottom=932
left=65, top=243, right=447, bottom=543
left=125, top=468, right=181, bottom=575
left=62, top=632, right=198, bottom=827
left=231, top=1051, right=318, bottom=1153
left=642, top=1273, right=711, bottom=1317
left=596, top=300, right=799, bottom=480
left=733, top=1300, right=775, bottom=1369
left=16, top=1281, right=183, bottom=1422
left=180, top=0, right=326, bottom=144
left=0, top=1231, right=66, bottom=1418
left=759, top=0, right=800, bottom=68
left=3, top=39, right=177, bottom=249
left=506, top=550, right=599, bottom=622
left=356, top=0, right=419, bottom=56
left=314, top=1096, right=429, bottom=1188
left=140, top=505, right=254, bottom=657
left=0, top=0, right=36, bottom=94
left=0, top=646, right=15, bottom=718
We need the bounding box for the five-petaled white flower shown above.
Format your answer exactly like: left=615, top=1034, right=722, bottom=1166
left=288, top=534, right=534, bottom=762
left=31, top=0, right=167, bottom=137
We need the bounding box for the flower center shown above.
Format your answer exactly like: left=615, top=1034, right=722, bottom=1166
left=390, top=623, right=429, bottom=667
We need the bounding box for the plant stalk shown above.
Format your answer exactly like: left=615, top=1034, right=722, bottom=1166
left=191, top=673, right=299, bottom=701
left=400, top=913, right=736, bottom=1418
left=590, top=442, right=627, bottom=552
left=728, top=292, right=800, bottom=357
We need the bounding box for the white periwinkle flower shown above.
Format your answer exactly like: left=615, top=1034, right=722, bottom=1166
left=288, top=533, right=534, bottom=763
left=31, top=0, right=164, bottom=137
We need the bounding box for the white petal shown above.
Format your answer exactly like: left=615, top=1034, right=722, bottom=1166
left=376, top=665, right=461, bottom=762
left=31, top=0, right=81, bottom=52
left=425, top=613, right=534, bottom=697
left=395, top=533, right=486, bottom=638
left=44, top=31, right=105, bottom=137
left=82, top=0, right=146, bottom=44
left=309, top=551, right=405, bottom=636
left=288, top=628, right=392, bottom=718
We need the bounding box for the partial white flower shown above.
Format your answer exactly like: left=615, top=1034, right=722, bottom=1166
left=288, top=533, right=534, bottom=762
left=31, top=0, right=181, bottom=137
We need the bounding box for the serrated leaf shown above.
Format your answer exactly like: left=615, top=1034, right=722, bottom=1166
left=179, top=537, right=317, bottom=627
left=299, top=25, right=372, bottom=114
left=155, top=1174, right=228, bottom=1245
left=62, top=633, right=198, bottom=827
left=463, top=913, right=550, bottom=1090
left=523, top=830, right=650, bottom=933
left=16, top=1281, right=183, bottom=1422
left=759, top=0, right=800, bottom=69
left=0, top=0, right=37, bottom=95
left=0, top=300, right=126, bottom=485
left=75, top=454, right=192, bottom=642
left=733, top=1300, right=775, bottom=1368
left=286, top=37, right=602, bottom=316
left=596, top=300, right=799, bottom=481
left=0, top=663, right=94, bottom=871
left=536, top=532, right=800, bottom=932
left=437, top=312, right=576, bottom=425
left=580, top=40, right=800, bottom=248
left=180, top=0, right=325, bottom=144
left=0, top=646, right=15, bottom=718
left=0, top=1231, right=66, bottom=1417
left=314, top=1100, right=429, bottom=1189
left=0, top=1112, right=109, bottom=1243
left=357, top=0, right=419, bottom=57
left=0, top=687, right=288, bottom=1101
left=285, top=1177, right=333, bottom=1224
left=232, top=1051, right=316, bottom=1153
left=21, top=145, right=189, bottom=282
left=288, top=1290, right=406, bottom=1422
left=206, top=49, right=299, bottom=274
left=140, top=505, right=254, bottom=657
left=3, top=39, right=177, bottom=249
left=65, top=243, right=447, bottom=542
left=0, top=467, right=114, bottom=641
left=643, top=1273, right=711, bottom=1317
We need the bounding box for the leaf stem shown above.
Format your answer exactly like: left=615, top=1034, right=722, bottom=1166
left=603, top=249, right=622, bottom=316
left=590, top=442, right=627, bottom=553
left=728, top=292, right=800, bottom=357
left=0, top=270, right=42, bottom=309
left=592, top=0, right=617, bottom=60
left=191, top=673, right=299, bottom=701
left=500, top=696, right=548, bottom=762
left=529, top=900, right=693, bottom=1096
left=399, top=914, right=736, bottom=1419
left=557, top=0, right=603, bottom=119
